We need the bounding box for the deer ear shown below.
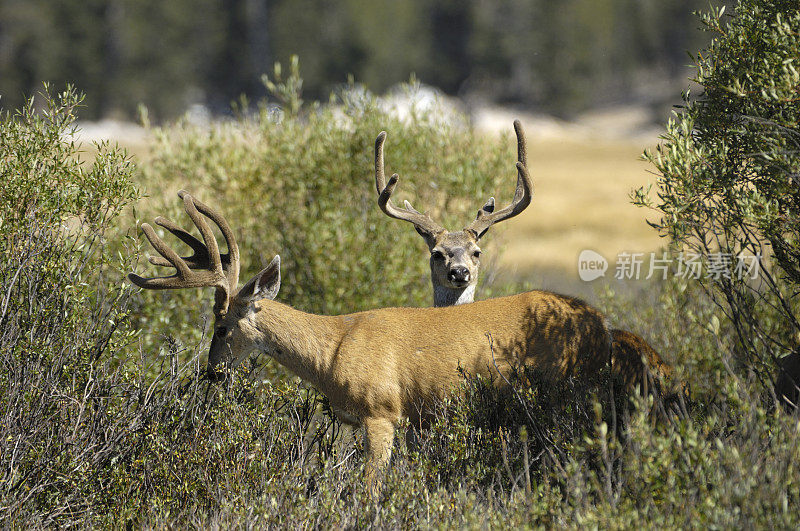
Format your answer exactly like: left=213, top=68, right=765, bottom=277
left=239, top=255, right=281, bottom=303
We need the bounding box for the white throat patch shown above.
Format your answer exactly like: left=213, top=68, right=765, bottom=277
left=433, top=283, right=476, bottom=307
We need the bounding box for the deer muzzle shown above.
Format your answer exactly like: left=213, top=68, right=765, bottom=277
left=448, top=266, right=471, bottom=285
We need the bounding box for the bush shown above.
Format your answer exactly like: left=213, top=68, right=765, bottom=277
left=131, top=61, right=520, bottom=364
left=0, top=86, right=140, bottom=523
left=0, top=88, right=352, bottom=524
left=636, top=0, right=800, bottom=379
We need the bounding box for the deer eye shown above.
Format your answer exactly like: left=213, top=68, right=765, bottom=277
left=431, top=250, right=444, bottom=260
left=473, top=250, right=482, bottom=258
left=215, top=326, right=227, bottom=339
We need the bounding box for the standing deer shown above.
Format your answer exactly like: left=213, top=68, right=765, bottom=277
left=374, top=121, right=677, bottom=395
left=374, top=121, right=531, bottom=307
left=128, top=190, right=614, bottom=495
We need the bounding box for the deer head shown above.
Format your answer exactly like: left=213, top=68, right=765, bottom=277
left=375, top=120, right=532, bottom=306
left=127, top=190, right=281, bottom=378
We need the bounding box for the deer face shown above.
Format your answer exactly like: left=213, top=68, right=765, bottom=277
left=207, top=309, right=255, bottom=379
left=429, top=230, right=481, bottom=289
left=207, top=256, right=282, bottom=380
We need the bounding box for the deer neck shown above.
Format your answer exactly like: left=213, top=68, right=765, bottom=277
left=433, top=283, right=476, bottom=307
left=249, top=300, right=341, bottom=389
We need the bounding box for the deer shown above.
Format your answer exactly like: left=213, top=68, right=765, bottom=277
left=373, top=123, right=532, bottom=307
left=374, top=120, right=679, bottom=397
left=128, top=190, right=615, bottom=496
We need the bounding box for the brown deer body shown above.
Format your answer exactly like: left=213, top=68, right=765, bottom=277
left=128, top=190, right=612, bottom=495
left=374, top=120, right=675, bottom=394
left=228, top=287, right=610, bottom=427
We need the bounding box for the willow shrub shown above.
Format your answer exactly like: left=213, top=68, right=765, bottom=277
left=0, top=86, right=141, bottom=523
left=636, top=0, right=800, bottom=379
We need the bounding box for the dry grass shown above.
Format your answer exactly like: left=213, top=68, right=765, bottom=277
left=496, top=136, right=663, bottom=279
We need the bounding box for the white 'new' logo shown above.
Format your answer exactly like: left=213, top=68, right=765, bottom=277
left=578, top=250, right=608, bottom=281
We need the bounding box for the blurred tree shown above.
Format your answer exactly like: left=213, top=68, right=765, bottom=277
left=0, top=0, right=715, bottom=119
left=425, top=0, right=472, bottom=94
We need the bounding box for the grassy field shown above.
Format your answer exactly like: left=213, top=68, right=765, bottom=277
left=499, top=138, right=661, bottom=272
left=491, top=135, right=663, bottom=299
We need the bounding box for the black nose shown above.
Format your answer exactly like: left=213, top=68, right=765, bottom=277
left=448, top=266, right=470, bottom=282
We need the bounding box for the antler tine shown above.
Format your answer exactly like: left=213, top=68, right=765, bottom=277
left=375, top=131, right=389, bottom=195
left=465, top=120, right=533, bottom=239
left=375, top=131, right=444, bottom=236
left=147, top=192, right=240, bottom=292
left=180, top=192, right=223, bottom=275
left=514, top=118, right=527, bottom=168
left=178, top=190, right=241, bottom=292
left=127, top=222, right=223, bottom=290
left=147, top=215, right=210, bottom=269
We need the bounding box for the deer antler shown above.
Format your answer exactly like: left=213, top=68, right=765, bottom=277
left=375, top=131, right=445, bottom=238
left=465, top=120, right=533, bottom=239
left=128, top=190, right=241, bottom=316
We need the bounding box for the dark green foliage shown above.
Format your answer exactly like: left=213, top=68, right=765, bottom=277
left=637, top=0, right=800, bottom=380
left=0, top=86, right=140, bottom=523
left=0, top=86, right=137, bottom=233
left=412, top=366, right=620, bottom=494
left=0, top=0, right=712, bottom=119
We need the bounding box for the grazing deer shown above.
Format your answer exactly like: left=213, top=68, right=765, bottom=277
left=374, top=121, right=677, bottom=395
left=128, top=190, right=613, bottom=495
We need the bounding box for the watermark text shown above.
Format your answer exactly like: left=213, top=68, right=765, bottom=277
left=577, top=251, right=761, bottom=281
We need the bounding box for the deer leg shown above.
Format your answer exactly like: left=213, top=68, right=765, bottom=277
left=363, top=417, right=395, bottom=498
